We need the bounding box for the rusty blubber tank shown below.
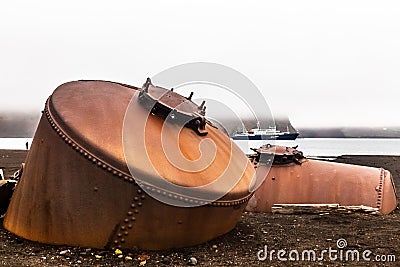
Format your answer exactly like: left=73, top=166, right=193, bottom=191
left=246, top=144, right=397, bottom=215
left=4, top=79, right=255, bottom=250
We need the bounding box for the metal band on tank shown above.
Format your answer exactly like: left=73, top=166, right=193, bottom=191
left=376, top=168, right=384, bottom=210
left=109, top=189, right=146, bottom=250
left=43, top=96, right=252, bottom=207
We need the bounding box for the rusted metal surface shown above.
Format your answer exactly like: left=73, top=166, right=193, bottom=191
left=249, top=144, right=305, bottom=165
left=139, top=78, right=208, bottom=136
left=4, top=80, right=255, bottom=250
left=246, top=145, right=397, bottom=215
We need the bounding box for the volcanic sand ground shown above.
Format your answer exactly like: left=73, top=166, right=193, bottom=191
left=0, top=150, right=399, bottom=266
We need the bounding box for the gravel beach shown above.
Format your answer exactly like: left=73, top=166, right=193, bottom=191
left=1, top=149, right=399, bottom=266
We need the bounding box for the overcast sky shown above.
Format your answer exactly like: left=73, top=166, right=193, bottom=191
left=1, top=1, right=399, bottom=128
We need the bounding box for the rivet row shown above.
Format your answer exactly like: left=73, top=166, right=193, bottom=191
left=44, top=99, right=139, bottom=187
left=44, top=97, right=252, bottom=209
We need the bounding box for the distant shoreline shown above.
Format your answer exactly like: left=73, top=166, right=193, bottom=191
left=2, top=132, right=400, bottom=139
left=1, top=111, right=400, bottom=138
left=298, top=126, right=400, bottom=138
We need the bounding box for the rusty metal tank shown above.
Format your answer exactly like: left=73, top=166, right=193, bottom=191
left=4, top=79, right=255, bottom=250
left=246, top=145, right=397, bottom=215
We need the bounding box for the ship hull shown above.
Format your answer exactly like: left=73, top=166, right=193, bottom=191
left=276, top=133, right=299, bottom=140
left=232, top=132, right=299, bottom=140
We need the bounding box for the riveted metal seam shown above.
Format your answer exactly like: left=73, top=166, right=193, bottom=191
left=110, top=188, right=146, bottom=250
left=376, top=168, right=384, bottom=210
left=44, top=96, right=252, bottom=207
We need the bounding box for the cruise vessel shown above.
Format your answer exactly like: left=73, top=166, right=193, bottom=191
left=231, top=122, right=299, bottom=140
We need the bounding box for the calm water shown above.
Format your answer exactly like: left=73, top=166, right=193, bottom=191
left=0, top=138, right=32, bottom=150
left=234, top=138, right=400, bottom=156
left=0, top=138, right=399, bottom=157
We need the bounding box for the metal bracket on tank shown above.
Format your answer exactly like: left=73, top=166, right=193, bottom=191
left=138, top=78, right=209, bottom=136
left=251, top=144, right=306, bottom=165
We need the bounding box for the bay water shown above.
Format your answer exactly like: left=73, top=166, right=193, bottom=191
left=234, top=138, right=400, bottom=157
left=0, top=138, right=399, bottom=157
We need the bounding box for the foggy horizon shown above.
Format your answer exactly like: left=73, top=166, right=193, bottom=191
left=1, top=1, right=400, bottom=129
left=1, top=109, right=400, bottom=139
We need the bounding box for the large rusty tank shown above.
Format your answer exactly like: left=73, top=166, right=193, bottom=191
left=246, top=144, right=397, bottom=215
left=4, top=79, right=255, bottom=250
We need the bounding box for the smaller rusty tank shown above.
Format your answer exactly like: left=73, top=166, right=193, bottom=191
left=246, top=144, right=397, bottom=215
